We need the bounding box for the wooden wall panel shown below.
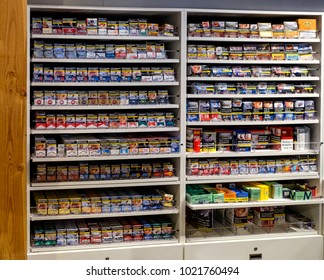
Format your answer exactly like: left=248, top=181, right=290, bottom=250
left=0, top=0, right=27, bottom=259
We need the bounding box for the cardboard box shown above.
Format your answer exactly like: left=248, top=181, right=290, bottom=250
left=249, top=182, right=269, bottom=200
left=262, top=181, right=283, bottom=199
left=289, top=186, right=312, bottom=200
left=186, top=186, right=213, bottom=204
left=298, top=19, right=317, bottom=31
left=215, top=186, right=236, bottom=203
left=228, top=185, right=249, bottom=202
left=241, top=185, right=260, bottom=202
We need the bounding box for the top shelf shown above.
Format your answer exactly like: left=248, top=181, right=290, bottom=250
left=31, top=34, right=180, bottom=41
left=187, top=37, right=320, bottom=43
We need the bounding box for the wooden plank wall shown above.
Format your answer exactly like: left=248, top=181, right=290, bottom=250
left=0, top=0, right=27, bottom=259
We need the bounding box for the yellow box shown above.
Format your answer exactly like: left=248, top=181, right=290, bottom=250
left=272, top=53, right=285, bottom=60
left=259, top=30, right=273, bottom=38
left=249, top=183, right=269, bottom=201
left=284, top=30, right=299, bottom=38
left=298, top=19, right=317, bottom=31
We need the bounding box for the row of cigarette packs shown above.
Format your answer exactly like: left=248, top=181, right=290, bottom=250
left=32, top=17, right=175, bottom=36
left=188, top=65, right=311, bottom=77
left=34, top=135, right=180, bottom=158
left=35, top=161, right=175, bottom=183
left=186, top=156, right=317, bottom=176
left=190, top=82, right=315, bottom=95
left=188, top=19, right=317, bottom=39
left=33, top=64, right=176, bottom=83
left=33, top=188, right=174, bottom=216
left=186, top=126, right=311, bottom=153
left=34, top=111, right=176, bottom=130
left=187, top=99, right=316, bottom=122
left=33, top=41, right=168, bottom=60
left=32, top=217, right=174, bottom=247
left=187, top=43, right=314, bottom=61
left=190, top=207, right=313, bottom=231
left=33, top=89, right=170, bottom=106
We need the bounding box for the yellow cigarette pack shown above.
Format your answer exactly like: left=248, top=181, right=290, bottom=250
left=248, top=182, right=269, bottom=200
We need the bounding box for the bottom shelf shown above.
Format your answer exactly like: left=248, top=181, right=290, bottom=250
left=28, top=242, right=183, bottom=260
left=186, top=221, right=317, bottom=243
left=30, top=236, right=179, bottom=253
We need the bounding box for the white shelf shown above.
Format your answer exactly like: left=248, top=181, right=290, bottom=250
left=30, top=208, right=180, bottom=221
left=31, top=82, right=180, bottom=87
left=186, top=150, right=319, bottom=158
left=187, top=59, right=320, bottom=65
left=30, top=237, right=179, bottom=253
left=187, top=120, right=319, bottom=126
left=31, top=127, right=179, bottom=134
left=186, top=172, right=319, bottom=183
left=31, top=104, right=179, bottom=111
left=186, top=198, right=324, bottom=210
left=32, top=58, right=180, bottom=64
left=187, top=77, right=320, bottom=82
left=187, top=37, right=321, bottom=43
left=32, top=153, right=181, bottom=162
left=31, top=34, right=180, bottom=41
left=31, top=177, right=180, bottom=190
left=186, top=94, right=320, bottom=99
left=30, top=178, right=180, bottom=191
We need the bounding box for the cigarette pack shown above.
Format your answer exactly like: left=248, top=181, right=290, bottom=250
left=253, top=207, right=274, bottom=227
left=42, top=17, right=52, bottom=34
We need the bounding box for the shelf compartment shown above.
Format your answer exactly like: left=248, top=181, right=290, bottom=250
left=30, top=177, right=180, bottom=190
left=187, top=59, right=320, bottom=65
left=186, top=120, right=319, bottom=126
left=187, top=37, right=321, bottom=43
left=31, top=104, right=180, bottom=111
left=31, top=58, right=180, bottom=64
left=31, top=82, right=180, bottom=87
left=186, top=172, right=319, bottom=184
left=186, top=198, right=324, bottom=210
left=186, top=94, right=320, bottom=99
left=186, top=149, right=319, bottom=158
left=31, top=127, right=180, bottom=135
left=187, top=77, right=320, bottom=82
left=32, top=153, right=181, bottom=162
left=30, top=208, right=180, bottom=221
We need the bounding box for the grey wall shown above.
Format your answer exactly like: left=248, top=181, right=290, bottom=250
left=27, top=0, right=324, bottom=12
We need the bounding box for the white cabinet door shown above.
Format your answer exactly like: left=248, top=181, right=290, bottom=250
left=184, top=236, right=323, bottom=260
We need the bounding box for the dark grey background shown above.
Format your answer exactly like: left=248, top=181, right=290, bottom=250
left=27, top=0, right=324, bottom=12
